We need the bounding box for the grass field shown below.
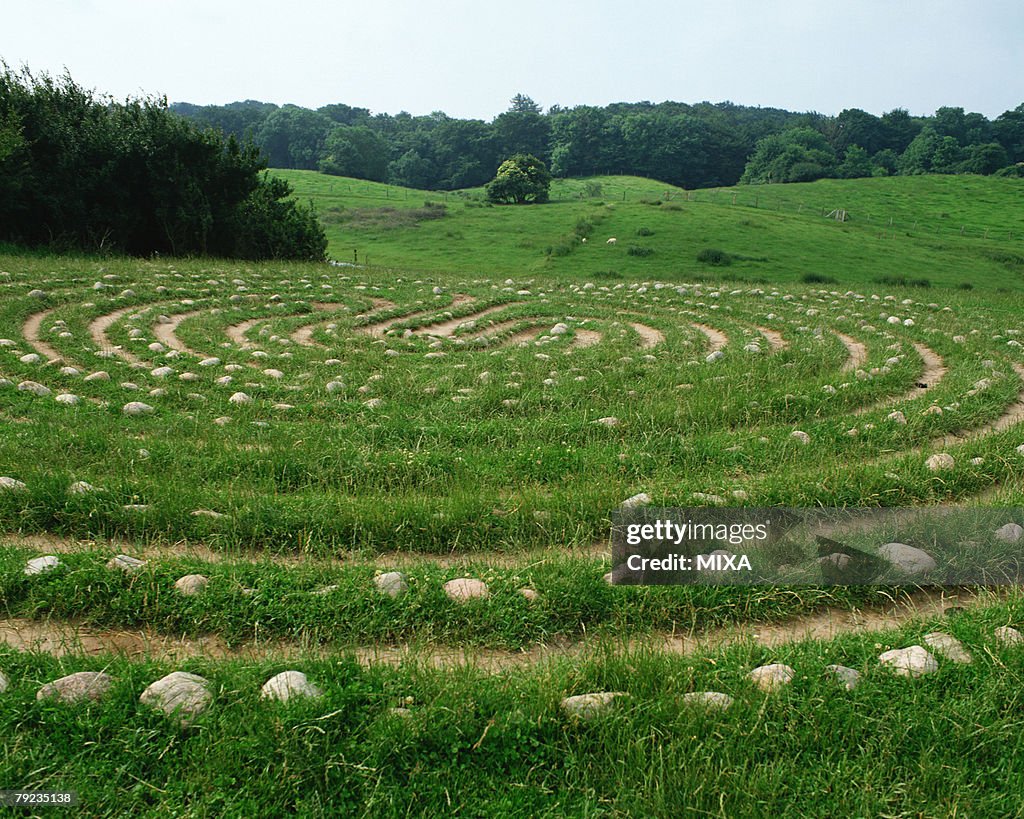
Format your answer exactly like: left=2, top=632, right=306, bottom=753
left=2, top=173, right=1024, bottom=815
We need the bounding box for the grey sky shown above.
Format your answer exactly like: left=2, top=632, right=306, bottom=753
left=3, top=0, right=1022, bottom=120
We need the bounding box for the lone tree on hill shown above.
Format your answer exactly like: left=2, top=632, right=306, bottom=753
left=486, top=153, right=552, bottom=204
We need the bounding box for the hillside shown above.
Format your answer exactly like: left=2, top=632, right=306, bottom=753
left=276, top=170, right=1024, bottom=293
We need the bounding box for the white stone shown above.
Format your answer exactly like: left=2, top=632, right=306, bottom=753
left=747, top=663, right=795, bottom=692
left=199, top=358, right=221, bottom=367
left=925, top=453, right=955, bottom=471
left=878, top=645, right=938, bottom=677
left=151, top=366, right=174, bottom=377
left=19, top=353, right=41, bottom=364
left=175, top=574, right=209, bottom=596
left=994, top=523, right=1024, bottom=544
left=682, top=691, right=733, bottom=710
left=25, top=555, right=61, bottom=575
left=374, top=571, right=408, bottom=598
left=887, top=411, right=907, bottom=425
left=994, top=626, right=1023, bottom=646
left=37, top=671, right=113, bottom=703
left=560, top=691, right=626, bottom=719
left=593, top=416, right=620, bottom=427
left=83, top=371, right=110, bottom=382
left=122, top=401, right=154, bottom=416
left=260, top=670, right=323, bottom=703
left=229, top=392, right=252, bottom=405
left=139, top=671, right=211, bottom=725
left=825, top=664, right=860, bottom=690
left=443, top=577, right=489, bottom=602
left=790, top=430, right=810, bottom=445
left=55, top=393, right=80, bottom=406
left=879, top=542, right=937, bottom=575
left=705, top=350, right=725, bottom=363
left=924, top=632, right=972, bottom=664
left=17, top=380, right=51, bottom=396
left=107, top=555, right=146, bottom=573
left=68, top=481, right=99, bottom=495
left=0, top=476, right=28, bottom=492
left=0, top=670, right=8, bottom=694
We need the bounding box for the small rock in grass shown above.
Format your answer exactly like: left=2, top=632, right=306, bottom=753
left=363, top=398, right=383, bottom=409
left=593, top=416, right=620, bottom=427
left=878, top=542, right=937, bottom=575
left=824, top=664, right=860, bottom=690
left=705, top=350, right=725, bottom=363
left=994, top=523, right=1024, bottom=544
left=374, top=571, right=408, bottom=598
left=28, top=289, right=47, bottom=299
left=191, top=509, right=225, bottom=519
left=887, top=411, right=907, bottom=425
left=0, top=670, right=8, bottom=694
left=68, top=480, right=99, bottom=495
left=790, top=430, right=810, bottom=445
left=443, top=577, right=489, bottom=602
left=1017, top=443, right=1024, bottom=457
left=747, top=663, right=795, bottom=692
left=139, top=671, right=211, bottom=725
left=924, top=632, right=972, bottom=664
left=107, top=555, right=146, bottom=573
left=199, top=358, right=221, bottom=367
left=25, top=555, right=61, bottom=575
left=682, top=691, right=733, bottom=710
left=619, top=492, right=651, bottom=510
left=518, top=587, right=539, bottom=602
left=55, top=393, right=80, bottom=406
left=0, top=476, right=27, bottom=492
left=175, top=574, right=209, bottom=596
left=260, top=671, right=322, bottom=703
left=151, top=366, right=174, bottom=378
left=560, top=691, right=626, bottom=719
left=37, top=671, right=113, bottom=704
left=925, top=453, right=955, bottom=471
left=229, top=392, right=252, bottom=405
left=122, top=401, right=154, bottom=416
left=878, top=645, right=938, bottom=677
left=83, top=371, right=110, bottom=382
left=17, top=380, right=51, bottom=396
left=19, top=353, right=41, bottom=364
left=213, top=416, right=232, bottom=426
left=311, top=584, right=339, bottom=596
left=994, top=626, right=1023, bottom=646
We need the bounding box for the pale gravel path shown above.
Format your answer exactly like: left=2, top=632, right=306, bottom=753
left=836, top=331, right=868, bottom=372
left=22, top=309, right=65, bottom=363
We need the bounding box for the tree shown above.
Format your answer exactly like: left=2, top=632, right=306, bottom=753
left=740, top=127, right=836, bottom=183
left=835, top=145, right=873, bottom=179
left=319, top=125, right=389, bottom=181
left=958, top=142, right=1008, bottom=175
left=486, top=153, right=551, bottom=204
left=493, top=94, right=550, bottom=161
left=255, top=105, right=333, bottom=169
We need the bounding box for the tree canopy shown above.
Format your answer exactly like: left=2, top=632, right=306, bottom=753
left=486, top=154, right=552, bottom=204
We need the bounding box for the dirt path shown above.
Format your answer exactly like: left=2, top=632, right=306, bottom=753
left=413, top=303, right=523, bottom=338
left=356, top=295, right=476, bottom=338
left=87, top=306, right=144, bottom=364
left=836, top=332, right=868, bottom=372
left=630, top=323, right=665, bottom=349
left=289, top=300, right=386, bottom=347
left=691, top=323, right=728, bottom=352
left=152, top=310, right=204, bottom=353
left=852, top=342, right=947, bottom=416
left=22, top=309, right=66, bottom=364
left=0, top=587, right=988, bottom=669
left=755, top=326, right=788, bottom=352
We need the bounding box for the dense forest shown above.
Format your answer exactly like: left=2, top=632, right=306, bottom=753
left=172, top=93, right=1024, bottom=191
left=0, top=66, right=327, bottom=259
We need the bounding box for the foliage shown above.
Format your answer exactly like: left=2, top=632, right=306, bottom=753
left=696, top=247, right=732, bottom=265
left=319, top=125, right=389, bottom=181
left=486, top=153, right=552, bottom=204
left=740, top=127, right=837, bottom=183
left=0, top=65, right=326, bottom=259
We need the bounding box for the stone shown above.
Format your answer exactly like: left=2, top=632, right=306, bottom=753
left=887, top=411, right=907, bottom=425
left=122, top=401, right=154, bottom=416
left=260, top=670, right=323, bottom=703
left=55, top=393, right=80, bottom=406
left=824, top=664, right=860, bottom=690
left=68, top=481, right=99, bottom=495
left=518, top=587, right=539, bottom=602
left=593, top=416, right=620, bottom=427
left=107, top=555, right=146, bottom=573
left=994, top=626, right=1023, bottom=646
left=705, top=350, right=725, bottom=363
left=25, top=555, right=61, bottom=575
left=790, top=430, right=810, bottom=445
left=374, top=571, right=408, bottom=598
left=619, top=492, right=651, bottom=510
left=994, top=523, right=1024, bottom=544
left=37, top=671, right=113, bottom=704
left=443, top=577, right=489, bottom=602
left=17, top=380, right=51, bottom=396
left=925, top=453, right=955, bottom=471
left=83, top=371, right=110, bottom=382
left=878, top=542, right=937, bottom=575
left=229, top=392, right=252, bottom=405
left=747, top=663, right=795, bottom=692
left=682, top=691, right=733, bottom=710
left=175, top=574, right=209, bottom=596
left=139, top=671, right=211, bottom=725
left=0, top=476, right=27, bottom=492
left=878, top=645, right=938, bottom=677
left=560, top=691, right=626, bottom=719
left=0, top=670, right=8, bottom=694
left=924, top=632, right=972, bottom=664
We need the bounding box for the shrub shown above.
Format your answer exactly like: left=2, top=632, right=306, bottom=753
left=627, top=245, right=654, bottom=257
left=873, top=275, right=932, bottom=288
left=802, top=273, right=838, bottom=284
left=574, top=218, right=594, bottom=239
left=636, top=226, right=654, bottom=236
left=696, top=248, right=732, bottom=266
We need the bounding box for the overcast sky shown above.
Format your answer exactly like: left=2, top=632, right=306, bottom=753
left=3, top=0, right=1022, bottom=120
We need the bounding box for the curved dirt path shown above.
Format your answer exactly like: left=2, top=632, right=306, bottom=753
left=836, top=332, right=868, bottom=372
left=289, top=300, right=388, bottom=347
left=152, top=310, right=205, bottom=353
left=630, top=323, right=665, bottom=349
left=87, top=306, right=144, bottom=364
left=413, top=302, right=523, bottom=338
left=22, top=309, right=66, bottom=364
left=691, top=322, right=728, bottom=352
left=356, top=295, right=476, bottom=338
left=852, top=342, right=947, bottom=416
left=0, top=587, right=988, bottom=669
left=755, top=326, right=788, bottom=352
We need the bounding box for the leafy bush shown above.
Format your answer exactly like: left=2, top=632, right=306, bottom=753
left=636, top=226, right=654, bottom=236
left=873, top=275, right=932, bottom=288
left=802, top=273, right=838, bottom=284
left=574, top=218, right=594, bottom=239
left=696, top=248, right=732, bottom=266
left=486, top=153, right=552, bottom=204
left=627, top=245, right=654, bottom=257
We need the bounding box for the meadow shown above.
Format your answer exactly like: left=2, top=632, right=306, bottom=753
left=1, top=172, right=1024, bottom=816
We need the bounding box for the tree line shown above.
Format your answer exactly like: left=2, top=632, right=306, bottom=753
left=172, top=93, right=1024, bottom=190
left=0, top=66, right=327, bottom=259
